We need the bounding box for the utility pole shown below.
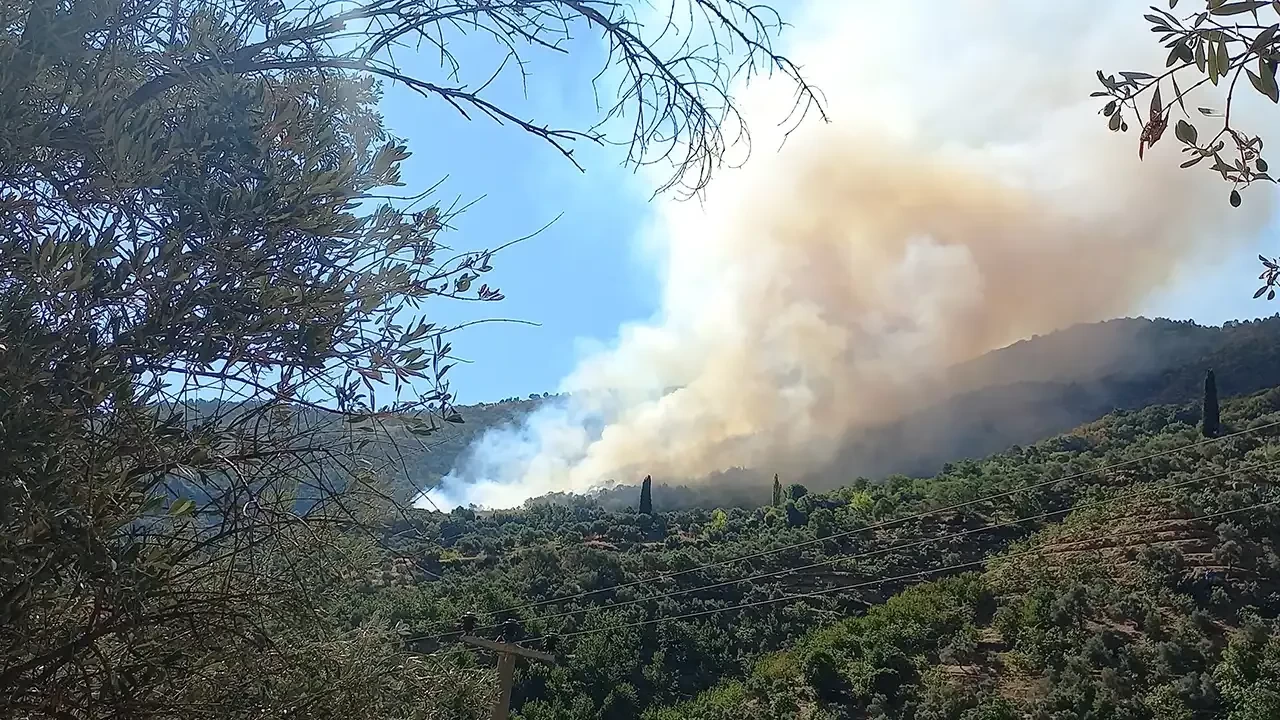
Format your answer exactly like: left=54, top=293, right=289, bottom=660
left=459, top=635, right=556, bottom=720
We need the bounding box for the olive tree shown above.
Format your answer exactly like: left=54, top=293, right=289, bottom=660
left=0, top=0, right=822, bottom=717
left=1096, top=0, right=1280, bottom=298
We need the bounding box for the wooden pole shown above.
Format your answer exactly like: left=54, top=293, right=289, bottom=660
left=492, top=652, right=516, bottom=720
left=459, top=636, right=555, bottom=720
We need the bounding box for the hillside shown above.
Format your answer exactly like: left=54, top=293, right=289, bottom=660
left=340, top=385, right=1280, bottom=720
left=833, top=315, right=1280, bottom=482
left=646, top=476, right=1280, bottom=719
left=403, top=315, right=1280, bottom=510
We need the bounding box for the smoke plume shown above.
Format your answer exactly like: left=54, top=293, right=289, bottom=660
left=430, top=0, right=1275, bottom=509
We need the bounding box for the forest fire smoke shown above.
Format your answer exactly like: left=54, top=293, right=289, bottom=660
left=429, top=0, right=1274, bottom=509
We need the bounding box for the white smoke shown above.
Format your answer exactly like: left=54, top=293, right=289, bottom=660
left=429, top=0, right=1275, bottom=510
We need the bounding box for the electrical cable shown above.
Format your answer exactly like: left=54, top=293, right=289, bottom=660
left=418, top=419, right=1280, bottom=636
left=473, top=456, right=1280, bottom=631
left=517, top=496, right=1279, bottom=644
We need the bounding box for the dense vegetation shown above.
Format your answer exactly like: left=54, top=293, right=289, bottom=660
left=0, top=0, right=819, bottom=716
left=341, top=387, right=1280, bottom=719
left=7, top=0, right=1280, bottom=717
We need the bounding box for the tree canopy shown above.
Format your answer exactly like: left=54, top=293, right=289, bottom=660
left=0, top=0, right=821, bottom=716
left=1099, top=0, right=1280, bottom=296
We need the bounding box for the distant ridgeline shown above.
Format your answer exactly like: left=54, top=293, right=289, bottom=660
left=159, top=316, right=1280, bottom=511
left=147, top=392, right=573, bottom=513
left=438, top=316, right=1280, bottom=511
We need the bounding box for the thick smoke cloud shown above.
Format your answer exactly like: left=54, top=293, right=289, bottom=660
left=429, top=0, right=1274, bottom=509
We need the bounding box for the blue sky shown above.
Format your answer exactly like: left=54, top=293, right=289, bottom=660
left=372, top=16, right=1280, bottom=406
left=376, top=31, right=658, bottom=403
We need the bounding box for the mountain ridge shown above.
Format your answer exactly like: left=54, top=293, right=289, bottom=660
left=424, top=315, right=1280, bottom=510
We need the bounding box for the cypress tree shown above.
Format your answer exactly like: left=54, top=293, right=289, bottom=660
left=772, top=474, right=782, bottom=507
left=1203, top=369, right=1221, bottom=438
left=639, top=475, right=653, bottom=515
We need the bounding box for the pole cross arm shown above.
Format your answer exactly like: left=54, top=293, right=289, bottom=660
left=459, top=635, right=557, bottom=664
left=458, top=636, right=556, bottom=720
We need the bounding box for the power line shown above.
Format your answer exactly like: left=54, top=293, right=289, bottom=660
left=517, top=497, right=1279, bottom=644
left=424, top=418, right=1280, bottom=635
left=465, top=456, right=1280, bottom=632
left=406, top=456, right=1280, bottom=645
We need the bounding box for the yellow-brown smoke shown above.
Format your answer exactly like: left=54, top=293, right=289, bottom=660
left=433, top=0, right=1275, bottom=509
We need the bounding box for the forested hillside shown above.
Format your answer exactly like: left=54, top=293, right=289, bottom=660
left=185, top=315, right=1279, bottom=511
left=838, top=315, right=1280, bottom=482
left=407, top=315, right=1280, bottom=510
left=342, top=386, right=1280, bottom=720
